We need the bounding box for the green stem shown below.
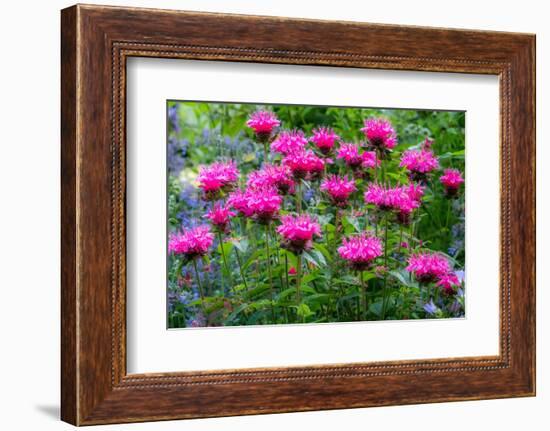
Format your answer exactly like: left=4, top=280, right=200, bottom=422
left=265, top=224, right=275, bottom=320
left=284, top=253, right=290, bottom=290
left=201, top=257, right=211, bottom=295
left=296, top=253, right=302, bottom=303
left=263, top=141, right=269, bottom=165
left=381, top=214, right=390, bottom=320
left=333, top=209, right=341, bottom=265
left=175, top=258, right=184, bottom=281
left=217, top=232, right=235, bottom=295
left=234, top=247, right=248, bottom=290
left=360, top=271, right=367, bottom=320
left=192, top=259, right=207, bottom=317
left=296, top=180, right=302, bottom=212
left=240, top=217, right=246, bottom=237
left=329, top=209, right=341, bottom=292
left=445, top=199, right=452, bottom=244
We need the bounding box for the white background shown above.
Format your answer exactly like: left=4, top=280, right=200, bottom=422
left=127, top=59, right=499, bottom=373
left=0, top=0, right=547, bottom=430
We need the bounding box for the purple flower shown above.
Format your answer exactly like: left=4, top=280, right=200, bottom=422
left=167, top=136, right=188, bottom=174
left=168, top=104, right=181, bottom=133
left=423, top=300, right=438, bottom=315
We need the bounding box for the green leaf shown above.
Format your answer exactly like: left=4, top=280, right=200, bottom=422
left=225, top=303, right=249, bottom=322
left=369, top=300, right=384, bottom=317
left=313, top=243, right=332, bottom=263
left=244, top=283, right=270, bottom=299
left=310, top=249, right=327, bottom=266
left=343, top=216, right=360, bottom=233
left=304, top=293, right=330, bottom=305
left=217, top=239, right=234, bottom=256
left=232, top=238, right=249, bottom=253
left=296, top=303, right=314, bottom=318
left=301, top=250, right=320, bottom=268
left=389, top=270, right=415, bottom=287
left=302, top=272, right=320, bottom=286
left=277, top=287, right=298, bottom=301
left=243, top=249, right=266, bottom=270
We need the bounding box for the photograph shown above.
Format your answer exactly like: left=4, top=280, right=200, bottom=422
left=167, top=101, right=466, bottom=328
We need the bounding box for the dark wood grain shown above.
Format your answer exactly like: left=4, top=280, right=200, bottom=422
left=60, top=5, right=78, bottom=425
left=61, top=4, right=536, bottom=425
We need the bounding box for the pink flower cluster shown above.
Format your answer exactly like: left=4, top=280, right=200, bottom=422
left=360, top=118, right=397, bottom=150
left=270, top=130, right=308, bottom=155
left=196, top=161, right=239, bottom=198
left=338, top=233, right=383, bottom=271
left=336, top=143, right=380, bottom=175
left=228, top=188, right=282, bottom=223
left=400, top=148, right=439, bottom=176
left=277, top=214, right=322, bottom=253
left=246, top=110, right=280, bottom=140
left=169, top=225, right=214, bottom=259
left=407, top=252, right=461, bottom=294
left=406, top=252, right=450, bottom=283
left=320, top=175, right=356, bottom=207
left=336, top=143, right=362, bottom=168
left=360, top=151, right=380, bottom=169
left=436, top=272, right=461, bottom=295
left=246, top=164, right=295, bottom=195
left=440, top=168, right=464, bottom=197
left=310, top=127, right=340, bottom=154
left=364, top=183, right=424, bottom=223
left=205, top=203, right=236, bottom=233
left=282, top=149, right=325, bottom=180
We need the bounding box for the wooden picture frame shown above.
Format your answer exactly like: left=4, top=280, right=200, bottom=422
left=61, top=4, right=536, bottom=425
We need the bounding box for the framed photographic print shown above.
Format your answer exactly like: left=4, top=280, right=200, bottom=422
left=61, top=4, right=535, bottom=425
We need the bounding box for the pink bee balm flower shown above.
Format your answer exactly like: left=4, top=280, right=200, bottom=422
left=277, top=214, right=322, bottom=254
left=204, top=203, right=236, bottom=233
left=440, top=168, right=464, bottom=197
left=364, top=183, right=423, bottom=223
left=307, top=153, right=326, bottom=179
left=310, top=127, right=340, bottom=154
left=406, top=252, right=451, bottom=283
left=288, top=267, right=297, bottom=275
left=168, top=225, right=214, bottom=259
left=320, top=175, right=356, bottom=207
left=436, top=272, right=461, bottom=295
left=246, top=110, right=280, bottom=141
left=360, top=118, right=397, bottom=150
left=394, top=184, right=424, bottom=224
left=196, top=161, right=239, bottom=199
left=227, top=190, right=254, bottom=217
left=228, top=187, right=282, bottom=223
left=283, top=150, right=325, bottom=180
left=400, top=148, right=439, bottom=179
left=338, top=233, right=383, bottom=271
left=247, top=164, right=295, bottom=195
left=336, top=143, right=363, bottom=168
left=364, top=184, right=402, bottom=211
left=361, top=151, right=380, bottom=170
left=270, top=130, right=308, bottom=155
left=405, top=182, right=425, bottom=202
left=247, top=187, right=283, bottom=223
